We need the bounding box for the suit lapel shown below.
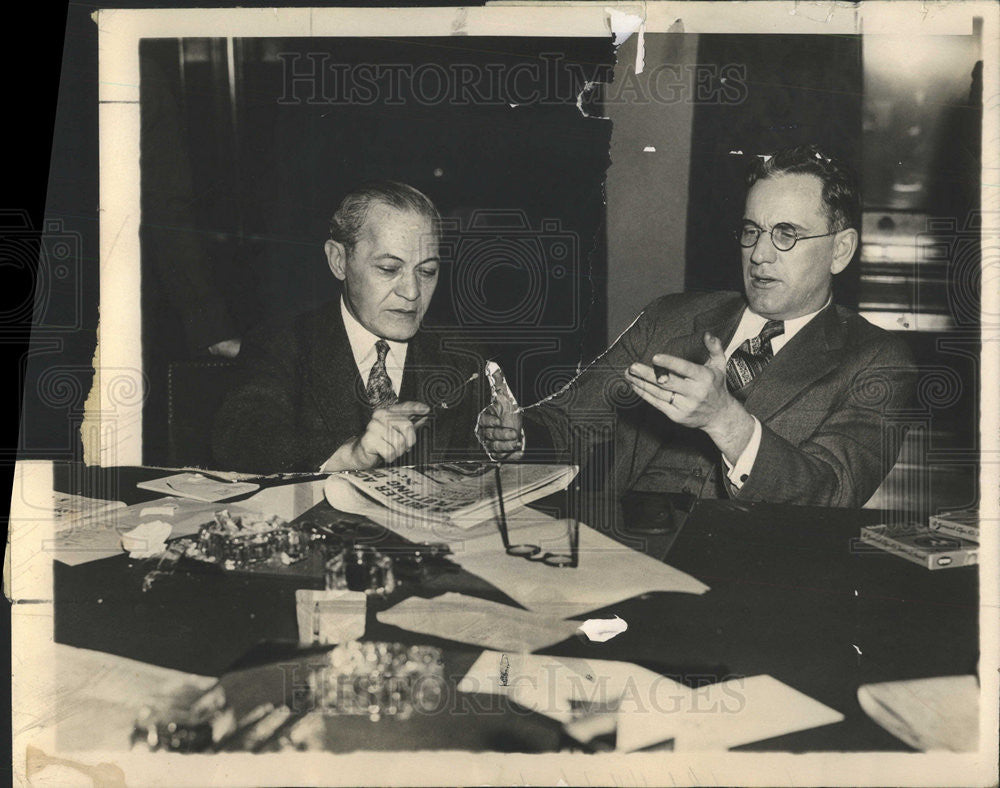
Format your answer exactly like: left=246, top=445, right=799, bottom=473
left=306, top=302, right=368, bottom=441
left=621, top=295, right=746, bottom=490
left=742, top=303, right=846, bottom=423
left=661, top=295, right=746, bottom=365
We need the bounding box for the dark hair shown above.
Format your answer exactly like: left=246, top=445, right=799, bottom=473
left=745, top=145, right=860, bottom=232
left=329, top=181, right=440, bottom=251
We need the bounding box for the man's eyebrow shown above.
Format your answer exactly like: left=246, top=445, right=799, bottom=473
left=741, top=218, right=810, bottom=232
left=371, top=254, right=441, bottom=265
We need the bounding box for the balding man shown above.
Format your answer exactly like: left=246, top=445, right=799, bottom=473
left=214, top=181, right=485, bottom=474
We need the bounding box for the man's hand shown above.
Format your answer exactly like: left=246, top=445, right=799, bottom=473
left=625, top=332, right=755, bottom=464
left=322, top=401, right=430, bottom=472
left=477, top=366, right=523, bottom=461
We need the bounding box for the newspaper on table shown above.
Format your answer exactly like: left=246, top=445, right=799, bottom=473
left=334, top=461, right=578, bottom=530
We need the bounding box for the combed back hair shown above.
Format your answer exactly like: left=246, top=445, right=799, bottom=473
left=745, top=145, right=860, bottom=232
left=329, top=181, right=440, bottom=252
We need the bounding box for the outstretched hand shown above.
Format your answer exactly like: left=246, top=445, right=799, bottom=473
left=625, top=333, right=755, bottom=463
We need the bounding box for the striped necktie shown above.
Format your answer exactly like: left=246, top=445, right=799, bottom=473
left=366, top=339, right=398, bottom=409
left=725, top=319, right=785, bottom=400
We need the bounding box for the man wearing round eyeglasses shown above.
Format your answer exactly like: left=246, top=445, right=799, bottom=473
left=480, top=144, right=916, bottom=508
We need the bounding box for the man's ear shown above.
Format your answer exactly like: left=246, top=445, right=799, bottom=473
left=830, top=227, right=858, bottom=275
left=325, top=240, right=348, bottom=280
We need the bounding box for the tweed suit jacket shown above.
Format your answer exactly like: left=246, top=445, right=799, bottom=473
left=212, top=300, right=488, bottom=474
left=526, top=291, right=916, bottom=508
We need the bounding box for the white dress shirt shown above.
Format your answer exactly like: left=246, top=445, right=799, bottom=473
left=340, top=297, right=408, bottom=396
left=317, top=300, right=411, bottom=472
left=722, top=297, right=831, bottom=488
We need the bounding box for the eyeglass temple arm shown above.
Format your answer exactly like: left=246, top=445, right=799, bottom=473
left=494, top=463, right=510, bottom=549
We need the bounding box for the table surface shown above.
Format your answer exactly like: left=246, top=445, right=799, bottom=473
left=51, top=464, right=979, bottom=753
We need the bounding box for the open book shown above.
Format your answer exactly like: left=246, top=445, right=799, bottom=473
left=331, top=462, right=578, bottom=530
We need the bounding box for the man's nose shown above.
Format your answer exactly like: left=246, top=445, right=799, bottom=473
left=395, top=271, right=420, bottom=301
left=749, top=231, right=777, bottom=265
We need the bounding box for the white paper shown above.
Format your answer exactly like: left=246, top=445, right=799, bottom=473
left=857, top=675, right=979, bottom=752
left=135, top=472, right=260, bottom=502
left=325, top=476, right=707, bottom=617
left=377, top=593, right=581, bottom=653
left=458, top=650, right=688, bottom=725
left=615, top=675, right=845, bottom=752
left=455, top=517, right=708, bottom=617
left=243, top=479, right=328, bottom=522
left=295, top=589, right=367, bottom=646
left=139, top=504, right=178, bottom=517
left=579, top=615, right=629, bottom=642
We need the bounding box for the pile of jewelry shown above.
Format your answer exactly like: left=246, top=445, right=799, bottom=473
left=298, top=641, right=445, bottom=721
left=187, top=510, right=310, bottom=569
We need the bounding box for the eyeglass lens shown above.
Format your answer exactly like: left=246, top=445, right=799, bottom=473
left=738, top=224, right=799, bottom=251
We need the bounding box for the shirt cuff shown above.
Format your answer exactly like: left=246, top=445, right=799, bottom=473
left=723, top=416, right=762, bottom=489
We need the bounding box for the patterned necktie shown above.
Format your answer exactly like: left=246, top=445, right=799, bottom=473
left=366, top=339, right=398, bottom=409
left=725, top=319, right=785, bottom=400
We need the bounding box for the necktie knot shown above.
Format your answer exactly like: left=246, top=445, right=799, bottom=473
left=759, top=319, right=785, bottom=345
left=726, top=319, right=785, bottom=400
left=375, top=339, right=390, bottom=363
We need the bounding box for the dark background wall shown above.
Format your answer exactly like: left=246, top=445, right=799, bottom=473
left=139, top=36, right=614, bottom=464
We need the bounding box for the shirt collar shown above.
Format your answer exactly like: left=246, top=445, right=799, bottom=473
left=776, top=294, right=832, bottom=343
left=340, top=296, right=409, bottom=367
left=730, top=295, right=832, bottom=355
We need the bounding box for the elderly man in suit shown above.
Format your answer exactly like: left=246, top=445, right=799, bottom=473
left=213, top=182, right=485, bottom=474
left=479, top=145, right=915, bottom=508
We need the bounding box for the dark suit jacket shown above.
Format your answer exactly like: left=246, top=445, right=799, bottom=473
left=212, top=300, right=488, bottom=473
left=526, top=291, right=916, bottom=508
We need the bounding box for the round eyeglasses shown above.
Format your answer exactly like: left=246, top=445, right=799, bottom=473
left=735, top=223, right=839, bottom=252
